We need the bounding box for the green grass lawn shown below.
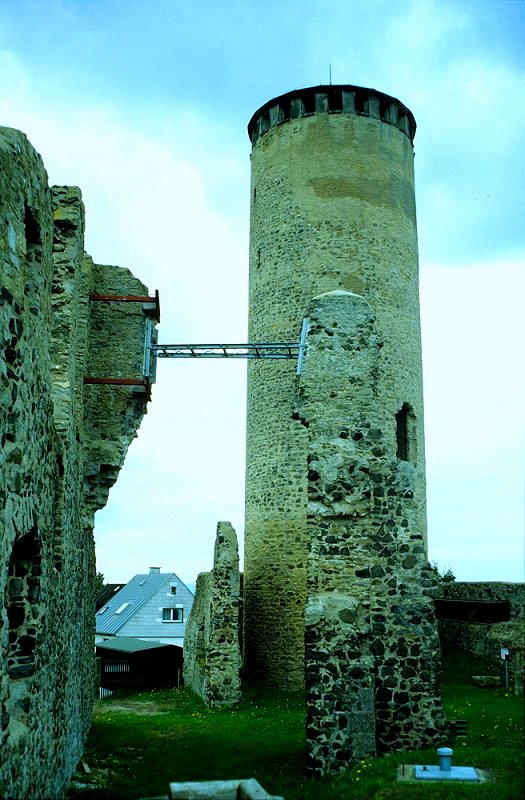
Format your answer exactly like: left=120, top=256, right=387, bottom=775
left=68, top=654, right=524, bottom=800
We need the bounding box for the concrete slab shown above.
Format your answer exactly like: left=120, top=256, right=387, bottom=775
left=397, top=765, right=495, bottom=784
left=415, top=765, right=479, bottom=781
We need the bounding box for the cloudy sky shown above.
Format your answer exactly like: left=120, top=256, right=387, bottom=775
left=1, top=0, right=523, bottom=585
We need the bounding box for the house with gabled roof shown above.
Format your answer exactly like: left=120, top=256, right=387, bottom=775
left=95, top=582, right=127, bottom=611
left=95, top=567, right=194, bottom=647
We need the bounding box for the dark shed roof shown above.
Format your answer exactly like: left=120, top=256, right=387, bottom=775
left=96, top=637, right=180, bottom=654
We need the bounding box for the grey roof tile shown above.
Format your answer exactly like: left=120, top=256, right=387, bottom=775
left=95, top=571, right=192, bottom=635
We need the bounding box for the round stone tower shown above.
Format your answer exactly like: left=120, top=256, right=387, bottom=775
left=244, top=85, right=426, bottom=688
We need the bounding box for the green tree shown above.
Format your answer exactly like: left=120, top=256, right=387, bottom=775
left=430, top=560, right=456, bottom=585
left=95, top=571, right=105, bottom=594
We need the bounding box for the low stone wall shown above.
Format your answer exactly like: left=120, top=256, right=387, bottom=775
left=1, top=127, right=152, bottom=798
left=438, top=582, right=524, bottom=695
left=298, top=292, right=445, bottom=775
left=184, top=522, right=242, bottom=706
left=439, top=582, right=524, bottom=620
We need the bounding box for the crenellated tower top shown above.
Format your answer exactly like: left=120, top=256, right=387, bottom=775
left=247, top=84, right=416, bottom=145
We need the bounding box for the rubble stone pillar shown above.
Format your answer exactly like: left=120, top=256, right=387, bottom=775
left=184, top=522, right=242, bottom=706
left=298, top=291, right=445, bottom=774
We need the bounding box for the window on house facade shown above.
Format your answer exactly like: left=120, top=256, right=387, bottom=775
left=170, top=585, right=177, bottom=595
left=162, top=607, right=183, bottom=622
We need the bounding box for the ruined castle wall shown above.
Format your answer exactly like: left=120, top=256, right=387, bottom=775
left=183, top=571, right=212, bottom=698
left=437, top=582, right=524, bottom=695
left=1, top=127, right=151, bottom=799
left=438, top=582, right=525, bottom=620
left=184, top=522, right=242, bottom=707
left=299, top=292, right=444, bottom=774
left=83, top=260, right=151, bottom=514
left=244, top=87, right=426, bottom=687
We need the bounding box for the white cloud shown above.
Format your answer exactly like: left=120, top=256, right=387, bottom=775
left=0, top=49, right=249, bottom=337
left=386, top=0, right=470, bottom=53
left=421, top=258, right=525, bottom=462
left=427, top=474, right=524, bottom=581
left=422, top=258, right=525, bottom=581
left=1, top=4, right=523, bottom=586
left=0, top=49, right=249, bottom=583
left=411, top=60, right=525, bottom=262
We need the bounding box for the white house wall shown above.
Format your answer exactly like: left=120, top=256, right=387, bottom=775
left=117, top=579, right=194, bottom=643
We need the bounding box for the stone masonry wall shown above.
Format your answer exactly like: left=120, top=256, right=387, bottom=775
left=0, top=127, right=151, bottom=799
left=244, top=86, right=426, bottom=689
left=184, top=521, right=242, bottom=707
left=298, top=291, right=445, bottom=774
left=439, top=582, right=524, bottom=620
left=437, top=582, right=524, bottom=695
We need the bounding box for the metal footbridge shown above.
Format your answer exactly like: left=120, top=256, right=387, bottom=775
left=150, top=323, right=308, bottom=371
left=84, top=293, right=308, bottom=395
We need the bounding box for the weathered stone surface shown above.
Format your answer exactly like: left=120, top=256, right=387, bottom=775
left=1, top=127, right=152, bottom=798
left=83, top=259, right=151, bottom=514
left=184, top=521, right=242, bottom=706
left=299, top=292, right=445, bottom=774
left=305, top=591, right=376, bottom=771
left=244, top=86, right=427, bottom=689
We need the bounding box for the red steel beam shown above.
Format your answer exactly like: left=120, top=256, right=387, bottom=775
left=83, top=377, right=147, bottom=386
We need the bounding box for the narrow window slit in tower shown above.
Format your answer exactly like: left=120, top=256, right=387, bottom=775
left=302, top=93, right=315, bottom=116
left=327, top=89, right=343, bottom=113
left=258, top=113, right=270, bottom=136
left=279, top=100, right=291, bottom=124
left=354, top=92, right=369, bottom=116
left=24, top=205, right=40, bottom=247
left=379, top=100, right=391, bottom=123
left=396, top=404, right=415, bottom=462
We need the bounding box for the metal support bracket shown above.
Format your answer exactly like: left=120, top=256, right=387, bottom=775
left=296, top=317, right=309, bottom=375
